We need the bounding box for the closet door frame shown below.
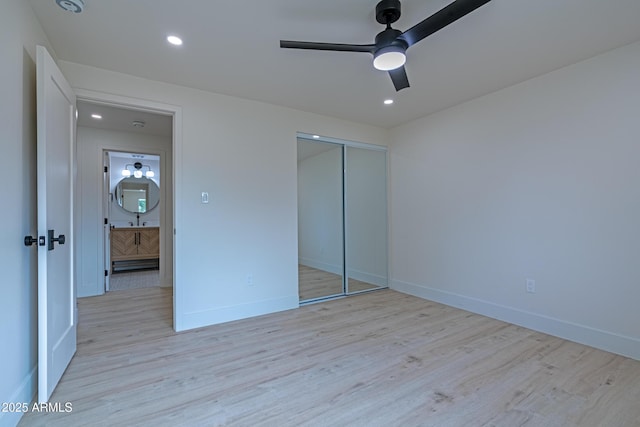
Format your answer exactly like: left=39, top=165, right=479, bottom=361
left=297, top=133, right=388, bottom=303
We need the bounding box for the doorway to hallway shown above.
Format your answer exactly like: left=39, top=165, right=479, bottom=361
left=75, top=99, right=175, bottom=315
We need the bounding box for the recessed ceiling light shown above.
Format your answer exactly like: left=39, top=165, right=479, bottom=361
left=384, top=99, right=394, bottom=105
left=167, top=35, right=183, bottom=46
left=91, top=114, right=102, bottom=119
left=56, top=0, right=85, bottom=13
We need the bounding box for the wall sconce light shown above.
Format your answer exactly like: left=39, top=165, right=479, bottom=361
left=122, top=162, right=155, bottom=178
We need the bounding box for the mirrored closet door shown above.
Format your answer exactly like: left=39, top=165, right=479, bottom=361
left=297, top=139, right=344, bottom=301
left=345, top=146, right=388, bottom=294
left=297, top=135, right=388, bottom=303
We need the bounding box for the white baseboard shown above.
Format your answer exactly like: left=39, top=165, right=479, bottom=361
left=298, top=258, right=342, bottom=275
left=176, top=295, right=299, bottom=332
left=77, top=281, right=102, bottom=298
left=0, top=365, right=37, bottom=427
left=347, top=268, right=387, bottom=287
left=391, top=279, right=640, bottom=361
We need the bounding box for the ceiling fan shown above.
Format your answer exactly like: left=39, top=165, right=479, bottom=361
left=280, top=0, right=491, bottom=91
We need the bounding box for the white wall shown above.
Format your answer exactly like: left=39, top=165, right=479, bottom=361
left=76, top=127, right=172, bottom=297
left=389, top=40, right=640, bottom=360
left=60, top=60, right=388, bottom=331
left=298, top=144, right=344, bottom=274
left=0, top=2, right=53, bottom=426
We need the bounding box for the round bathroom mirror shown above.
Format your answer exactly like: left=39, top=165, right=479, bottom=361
left=114, top=176, right=160, bottom=214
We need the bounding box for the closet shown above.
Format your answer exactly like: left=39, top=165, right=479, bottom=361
left=297, top=134, right=388, bottom=302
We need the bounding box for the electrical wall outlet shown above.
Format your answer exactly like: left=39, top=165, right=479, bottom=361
left=526, top=278, right=536, bottom=293
left=246, top=274, right=254, bottom=286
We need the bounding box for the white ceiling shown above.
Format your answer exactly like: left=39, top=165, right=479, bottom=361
left=77, top=101, right=172, bottom=136
left=28, top=0, right=640, bottom=129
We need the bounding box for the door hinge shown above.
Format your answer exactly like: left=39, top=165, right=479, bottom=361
left=105, top=270, right=108, bottom=277
left=104, top=218, right=108, bottom=225
left=104, top=166, right=108, bottom=173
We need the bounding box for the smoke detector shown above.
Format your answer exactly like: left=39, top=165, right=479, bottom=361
left=56, top=0, right=85, bottom=13
left=132, top=120, right=146, bottom=128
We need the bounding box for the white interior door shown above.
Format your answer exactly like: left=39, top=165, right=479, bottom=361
left=36, top=45, right=77, bottom=403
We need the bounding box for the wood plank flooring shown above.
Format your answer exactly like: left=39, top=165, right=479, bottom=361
left=19, top=287, right=640, bottom=426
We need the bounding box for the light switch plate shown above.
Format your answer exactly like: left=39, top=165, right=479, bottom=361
left=201, top=192, right=209, bottom=204
left=526, top=278, right=536, bottom=293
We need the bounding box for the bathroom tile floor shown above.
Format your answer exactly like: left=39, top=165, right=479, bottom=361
left=109, top=270, right=160, bottom=291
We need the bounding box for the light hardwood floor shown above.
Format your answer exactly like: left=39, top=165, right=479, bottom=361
left=19, top=287, right=640, bottom=426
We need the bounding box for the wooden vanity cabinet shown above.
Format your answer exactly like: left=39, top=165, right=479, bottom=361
left=110, top=227, right=159, bottom=272
left=137, top=228, right=160, bottom=258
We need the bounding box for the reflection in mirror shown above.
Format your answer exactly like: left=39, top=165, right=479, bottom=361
left=345, top=146, right=388, bottom=293
left=115, top=177, right=160, bottom=214
left=297, top=139, right=344, bottom=301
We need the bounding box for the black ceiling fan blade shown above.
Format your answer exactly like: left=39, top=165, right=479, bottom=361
left=400, top=0, right=491, bottom=47
left=280, top=40, right=376, bottom=53
left=389, top=66, right=410, bottom=91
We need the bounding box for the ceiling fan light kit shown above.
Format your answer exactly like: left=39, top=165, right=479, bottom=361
left=373, top=46, right=406, bottom=71
left=280, top=0, right=492, bottom=91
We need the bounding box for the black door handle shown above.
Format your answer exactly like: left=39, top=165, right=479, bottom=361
left=24, top=235, right=45, bottom=247
left=48, top=230, right=66, bottom=251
